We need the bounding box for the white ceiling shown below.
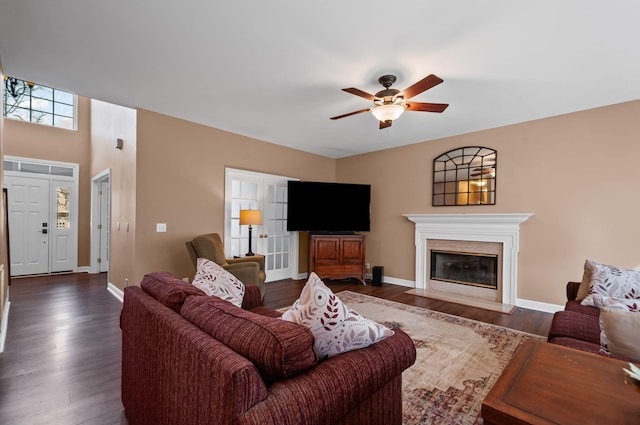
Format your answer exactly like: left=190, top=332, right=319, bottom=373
left=1, top=1, right=639, bottom=159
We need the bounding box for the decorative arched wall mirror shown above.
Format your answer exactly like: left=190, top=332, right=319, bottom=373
left=433, top=146, right=496, bottom=206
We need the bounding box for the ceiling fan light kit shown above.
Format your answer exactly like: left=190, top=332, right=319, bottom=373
left=330, top=73, right=448, bottom=129
left=371, top=103, right=406, bottom=122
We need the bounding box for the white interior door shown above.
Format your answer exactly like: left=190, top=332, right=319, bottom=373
left=99, top=181, right=110, bottom=272
left=5, top=176, right=50, bottom=276
left=225, top=168, right=298, bottom=282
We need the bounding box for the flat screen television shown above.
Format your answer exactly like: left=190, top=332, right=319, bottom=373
left=287, top=181, right=371, bottom=233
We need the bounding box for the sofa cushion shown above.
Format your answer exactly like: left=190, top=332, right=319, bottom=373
left=599, top=308, right=640, bottom=361
left=193, top=258, right=245, bottom=307
left=581, top=260, right=640, bottom=312
left=140, top=271, right=206, bottom=312
left=181, top=295, right=318, bottom=381
left=281, top=272, right=394, bottom=360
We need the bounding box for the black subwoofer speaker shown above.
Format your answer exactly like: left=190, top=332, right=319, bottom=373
left=372, top=266, right=384, bottom=287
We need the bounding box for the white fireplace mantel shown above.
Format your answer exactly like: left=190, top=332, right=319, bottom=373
left=403, top=213, right=533, bottom=306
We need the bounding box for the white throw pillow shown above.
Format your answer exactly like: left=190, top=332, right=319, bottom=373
left=192, top=258, right=245, bottom=307
left=599, top=307, right=640, bottom=360
left=581, top=261, right=640, bottom=312
left=281, top=272, right=394, bottom=360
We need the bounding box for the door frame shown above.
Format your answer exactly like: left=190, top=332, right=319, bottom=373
left=90, top=168, right=111, bottom=274
left=3, top=156, right=79, bottom=275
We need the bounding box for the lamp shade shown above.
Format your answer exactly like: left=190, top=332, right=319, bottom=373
left=371, top=103, right=406, bottom=122
left=239, top=209, right=262, bottom=226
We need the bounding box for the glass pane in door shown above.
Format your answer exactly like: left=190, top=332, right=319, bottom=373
left=228, top=179, right=260, bottom=257
left=56, top=187, right=70, bottom=229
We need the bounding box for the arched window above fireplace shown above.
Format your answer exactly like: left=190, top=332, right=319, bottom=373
left=433, top=146, right=496, bottom=206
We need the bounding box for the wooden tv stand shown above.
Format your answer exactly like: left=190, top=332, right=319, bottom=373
left=309, top=234, right=366, bottom=284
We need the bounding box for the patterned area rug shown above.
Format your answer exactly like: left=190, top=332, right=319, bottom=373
left=335, top=291, right=544, bottom=425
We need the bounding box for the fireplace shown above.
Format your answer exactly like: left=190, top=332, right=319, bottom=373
left=404, top=213, right=533, bottom=310
left=430, top=250, right=498, bottom=289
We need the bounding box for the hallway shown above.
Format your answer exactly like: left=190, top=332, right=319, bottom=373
left=0, top=273, right=126, bottom=425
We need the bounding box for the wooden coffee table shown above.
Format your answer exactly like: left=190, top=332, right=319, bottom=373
left=482, top=339, right=640, bottom=424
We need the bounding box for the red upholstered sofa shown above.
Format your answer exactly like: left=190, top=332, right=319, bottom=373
left=547, top=281, right=637, bottom=362
left=120, top=272, right=416, bottom=425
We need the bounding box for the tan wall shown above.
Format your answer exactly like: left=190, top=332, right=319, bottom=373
left=131, top=109, right=335, bottom=286
left=336, top=100, right=640, bottom=306
left=3, top=97, right=92, bottom=267
left=90, top=100, right=137, bottom=290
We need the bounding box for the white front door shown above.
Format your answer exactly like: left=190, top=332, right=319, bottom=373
left=225, top=168, right=298, bottom=282
left=6, top=176, right=50, bottom=276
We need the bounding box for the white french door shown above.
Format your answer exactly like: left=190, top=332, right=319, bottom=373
left=4, top=157, right=79, bottom=277
left=224, top=168, right=298, bottom=282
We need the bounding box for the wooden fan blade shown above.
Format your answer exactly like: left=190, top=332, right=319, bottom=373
left=342, top=87, right=377, bottom=101
left=406, top=102, right=449, bottom=113
left=379, top=120, right=392, bottom=130
left=401, top=74, right=443, bottom=100
left=330, top=108, right=371, bottom=120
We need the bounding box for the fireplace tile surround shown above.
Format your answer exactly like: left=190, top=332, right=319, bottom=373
left=404, top=213, right=533, bottom=309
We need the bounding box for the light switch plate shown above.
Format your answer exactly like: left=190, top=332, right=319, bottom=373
left=156, top=223, right=167, bottom=232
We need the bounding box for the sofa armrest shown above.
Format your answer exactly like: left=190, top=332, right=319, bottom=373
left=566, top=281, right=581, bottom=301
left=237, top=329, right=416, bottom=425
left=224, top=261, right=260, bottom=286
left=547, top=310, right=600, bottom=344
left=242, top=284, right=263, bottom=309
left=228, top=255, right=265, bottom=272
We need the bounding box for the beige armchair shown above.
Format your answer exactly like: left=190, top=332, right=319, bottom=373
left=185, top=233, right=266, bottom=299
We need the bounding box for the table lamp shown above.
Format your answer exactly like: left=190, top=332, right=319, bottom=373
left=239, top=209, right=262, bottom=256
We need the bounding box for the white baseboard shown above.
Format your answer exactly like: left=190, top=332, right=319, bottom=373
left=516, top=298, right=564, bottom=314
left=77, top=266, right=90, bottom=273
left=108, top=282, right=124, bottom=303
left=383, top=276, right=415, bottom=288
left=0, top=298, right=10, bottom=354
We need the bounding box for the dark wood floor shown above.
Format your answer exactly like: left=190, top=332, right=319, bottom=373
left=0, top=273, right=127, bottom=425
left=0, top=273, right=553, bottom=425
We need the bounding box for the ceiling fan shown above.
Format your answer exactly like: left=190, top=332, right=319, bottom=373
left=330, top=74, right=449, bottom=129
left=470, top=166, right=495, bottom=178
